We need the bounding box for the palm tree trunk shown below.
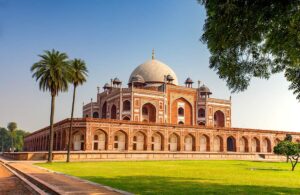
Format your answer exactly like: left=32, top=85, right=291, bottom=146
left=48, top=94, right=56, bottom=163
left=67, top=85, right=77, bottom=162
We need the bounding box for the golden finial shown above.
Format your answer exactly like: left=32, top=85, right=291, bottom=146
left=152, top=48, right=155, bottom=60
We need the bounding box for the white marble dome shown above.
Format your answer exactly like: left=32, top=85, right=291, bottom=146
left=129, top=59, right=178, bottom=85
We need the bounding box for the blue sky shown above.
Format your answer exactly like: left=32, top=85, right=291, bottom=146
left=0, top=0, right=299, bottom=132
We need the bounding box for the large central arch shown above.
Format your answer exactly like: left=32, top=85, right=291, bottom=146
left=142, top=103, right=156, bottom=122
left=171, top=97, right=193, bottom=125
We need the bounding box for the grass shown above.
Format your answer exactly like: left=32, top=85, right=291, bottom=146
left=37, top=160, right=300, bottom=194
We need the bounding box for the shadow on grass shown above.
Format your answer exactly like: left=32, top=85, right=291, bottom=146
left=79, top=175, right=300, bottom=195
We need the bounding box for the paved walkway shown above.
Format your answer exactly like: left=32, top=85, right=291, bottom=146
left=0, top=157, right=129, bottom=195
left=0, top=163, right=33, bottom=195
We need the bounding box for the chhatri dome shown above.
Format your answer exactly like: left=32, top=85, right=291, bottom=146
left=128, top=49, right=178, bottom=86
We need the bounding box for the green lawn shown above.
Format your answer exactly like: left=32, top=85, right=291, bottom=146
left=37, top=160, right=300, bottom=194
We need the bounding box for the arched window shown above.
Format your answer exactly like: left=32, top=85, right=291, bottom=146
left=123, top=116, right=130, bottom=120
left=178, top=121, right=184, bottom=125
left=198, top=108, right=205, bottom=117
left=141, top=103, right=156, bottom=122
left=178, top=107, right=184, bottom=116
left=123, top=100, right=131, bottom=111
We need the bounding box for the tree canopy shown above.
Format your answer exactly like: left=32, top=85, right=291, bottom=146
left=274, top=141, right=300, bottom=171
left=0, top=125, right=29, bottom=152
left=199, top=0, right=300, bottom=100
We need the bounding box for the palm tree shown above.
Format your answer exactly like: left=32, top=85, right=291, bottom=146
left=7, top=122, right=17, bottom=152
left=31, top=49, right=71, bottom=163
left=67, top=59, right=88, bottom=162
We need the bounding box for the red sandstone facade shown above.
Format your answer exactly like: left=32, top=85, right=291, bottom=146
left=24, top=54, right=300, bottom=154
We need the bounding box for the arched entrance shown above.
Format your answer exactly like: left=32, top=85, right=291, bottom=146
left=113, top=131, right=128, bottom=151
left=184, top=134, right=195, bottom=151
left=152, top=132, right=163, bottom=151
left=111, top=104, right=117, bottom=119
left=101, top=102, right=107, bottom=119
left=171, top=97, right=193, bottom=125
left=227, top=136, right=236, bottom=152
left=251, top=137, right=260, bottom=152
left=123, top=116, right=130, bottom=120
left=93, top=130, right=107, bottom=150
left=262, top=138, right=271, bottom=153
left=133, top=132, right=146, bottom=151
left=214, top=110, right=225, bottom=127
left=239, top=137, right=248, bottom=152
left=213, top=136, right=223, bottom=152
left=200, top=134, right=210, bottom=152
left=142, top=103, right=156, bottom=122
left=169, top=133, right=180, bottom=152
left=73, top=132, right=84, bottom=151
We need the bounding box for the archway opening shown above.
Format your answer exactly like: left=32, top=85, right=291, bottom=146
left=178, top=107, right=184, bottom=116
left=251, top=137, right=260, bottom=152
left=73, top=132, right=84, bottom=151
left=102, top=102, right=107, bottom=119
left=184, top=134, right=195, bottom=151
left=142, top=103, right=156, bottom=122
left=198, top=108, right=205, bottom=118
left=152, top=132, right=164, bottom=151
left=111, top=104, right=117, bottom=119
left=262, top=138, right=271, bottom=153
left=169, top=133, right=180, bottom=151
left=200, top=134, right=210, bottom=152
left=123, top=116, right=130, bottom=120
left=93, top=130, right=107, bottom=150
left=133, top=131, right=147, bottom=151
left=239, top=137, right=249, bottom=152
left=213, top=136, right=223, bottom=152
left=214, top=110, right=225, bottom=127
left=227, top=136, right=236, bottom=152
left=113, top=130, right=128, bottom=151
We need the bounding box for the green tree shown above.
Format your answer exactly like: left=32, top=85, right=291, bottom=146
left=31, top=49, right=71, bottom=163
left=199, top=0, right=300, bottom=100
left=0, top=127, right=10, bottom=152
left=7, top=122, right=17, bottom=152
left=274, top=141, right=300, bottom=171
left=67, top=58, right=88, bottom=163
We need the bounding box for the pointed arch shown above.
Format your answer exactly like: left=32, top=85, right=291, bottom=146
left=122, top=116, right=130, bottom=120
left=113, top=130, right=128, bottom=151
left=169, top=133, right=180, bottom=151
left=184, top=134, right=196, bottom=151
left=251, top=137, right=260, bottom=152
left=101, top=101, right=107, bottom=119
left=73, top=131, right=84, bottom=151
left=123, top=100, right=131, bottom=111
left=227, top=136, right=236, bottom=152
left=239, top=136, right=249, bottom=152
left=262, top=137, right=271, bottom=153
left=142, top=103, right=156, bottom=122
left=111, top=104, right=117, bottom=119
left=133, top=131, right=147, bottom=151
left=214, top=110, right=225, bottom=127
left=213, top=135, right=223, bottom=152
left=171, top=97, right=193, bottom=125
left=200, top=134, right=210, bottom=152
left=152, top=132, right=164, bottom=151
left=93, top=129, right=108, bottom=150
